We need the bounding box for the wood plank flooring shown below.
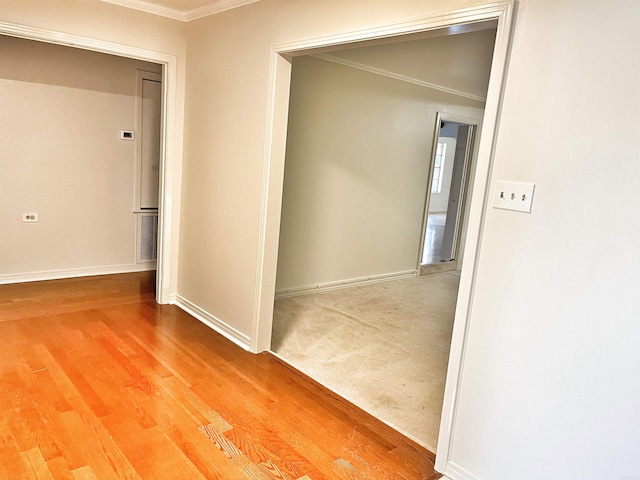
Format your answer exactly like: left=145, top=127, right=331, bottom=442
left=0, top=272, right=439, bottom=479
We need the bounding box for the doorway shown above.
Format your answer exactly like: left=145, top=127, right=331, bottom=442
left=135, top=70, right=163, bottom=268
left=255, top=2, right=515, bottom=470
left=0, top=24, right=179, bottom=304
left=269, top=22, right=494, bottom=452
left=420, top=114, right=477, bottom=274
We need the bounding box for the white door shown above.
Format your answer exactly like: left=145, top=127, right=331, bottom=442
left=140, top=77, right=162, bottom=209
left=441, top=125, right=472, bottom=260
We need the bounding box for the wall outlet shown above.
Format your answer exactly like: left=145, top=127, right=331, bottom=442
left=23, top=212, right=39, bottom=223
left=493, top=181, right=535, bottom=213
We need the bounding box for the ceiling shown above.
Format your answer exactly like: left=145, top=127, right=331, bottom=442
left=101, top=0, right=262, bottom=22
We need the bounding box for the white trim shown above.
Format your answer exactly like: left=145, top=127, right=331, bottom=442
left=173, top=295, right=251, bottom=351
left=101, top=0, right=262, bottom=22
left=0, top=21, right=180, bottom=305
left=443, top=461, right=483, bottom=480
left=0, top=264, right=156, bottom=285
left=275, top=270, right=417, bottom=300
left=251, top=48, right=277, bottom=353
left=252, top=1, right=516, bottom=476
left=269, top=5, right=504, bottom=55
left=101, top=0, right=185, bottom=21
left=314, top=53, right=486, bottom=102
left=435, top=1, right=515, bottom=473
left=417, top=112, right=482, bottom=272
left=251, top=51, right=293, bottom=353
left=185, top=0, right=262, bottom=21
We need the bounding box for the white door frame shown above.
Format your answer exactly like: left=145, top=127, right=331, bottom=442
left=417, top=112, right=481, bottom=271
left=0, top=21, right=179, bottom=304
left=253, top=1, right=516, bottom=474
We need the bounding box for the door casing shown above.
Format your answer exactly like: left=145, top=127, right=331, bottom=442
left=253, top=2, right=516, bottom=474
left=418, top=113, right=479, bottom=272
left=0, top=21, right=180, bottom=305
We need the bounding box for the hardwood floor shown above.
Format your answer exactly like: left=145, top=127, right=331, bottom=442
left=0, top=272, right=439, bottom=479
left=422, top=213, right=448, bottom=265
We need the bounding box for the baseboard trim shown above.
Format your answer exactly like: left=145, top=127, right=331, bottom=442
left=444, top=461, right=482, bottom=480
left=167, top=293, right=178, bottom=304
left=173, top=295, right=251, bottom=351
left=275, top=270, right=417, bottom=299
left=0, top=263, right=156, bottom=285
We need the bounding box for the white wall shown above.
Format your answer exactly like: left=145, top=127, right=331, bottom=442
left=275, top=56, right=483, bottom=292
left=448, top=1, right=640, bottom=478
left=0, top=36, right=161, bottom=277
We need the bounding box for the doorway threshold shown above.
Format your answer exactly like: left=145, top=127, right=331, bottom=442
left=420, top=261, right=458, bottom=276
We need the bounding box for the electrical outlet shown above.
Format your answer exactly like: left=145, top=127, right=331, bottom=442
left=23, top=212, right=39, bottom=223
left=493, top=181, right=535, bottom=213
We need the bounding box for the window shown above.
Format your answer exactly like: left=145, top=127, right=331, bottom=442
left=431, top=142, right=447, bottom=193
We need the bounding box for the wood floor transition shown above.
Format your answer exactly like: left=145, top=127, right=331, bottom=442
left=0, top=272, right=439, bottom=479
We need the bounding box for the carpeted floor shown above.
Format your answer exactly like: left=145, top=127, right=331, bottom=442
left=271, top=271, right=460, bottom=452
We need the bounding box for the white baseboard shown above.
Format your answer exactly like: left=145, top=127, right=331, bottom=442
left=173, top=295, right=251, bottom=351
left=275, top=270, right=417, bottom=299
left=0, top=263, right=156, bottom=285
left=167, top=293, right=178, bottom=304
left=444, top=462, right=482, bottom=480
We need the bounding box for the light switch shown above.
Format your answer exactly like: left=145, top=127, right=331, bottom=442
left=23, top=212, right=39, bottom=222
left=493, top=181, right=535, bottom=213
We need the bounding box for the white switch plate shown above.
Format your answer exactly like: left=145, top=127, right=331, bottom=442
left=23, top=212, right=39, bottom=222
left=493, top=181, right=535, bottom=213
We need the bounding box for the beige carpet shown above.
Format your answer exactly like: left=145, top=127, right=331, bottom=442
left=272, top=271, right=460, bottom=452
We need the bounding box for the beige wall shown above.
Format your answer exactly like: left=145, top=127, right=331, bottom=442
left=0, top=0, right=186, bottom=291
left=179, top=0, right=490, bottom=337
left=3, top=0, right=640, bottom=477
left=0, top=36, right=161, bottom=276
left=327, top=27, right=496, bottom=100
left=180, top=0, right=640, bottom=478
left=275, top=56, right=483, bottom=292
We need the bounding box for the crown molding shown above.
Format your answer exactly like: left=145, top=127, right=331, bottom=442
left=314, top=53, right=487, bottom=103
left=101, top=0, right=262, bottom=22
left=102, top=0, right=186, bottom=21
left=185, top=0, right=262, bottom=21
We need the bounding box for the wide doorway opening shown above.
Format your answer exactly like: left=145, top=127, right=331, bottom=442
left=269, top=24, right=496, bottom=452
left=0, top=30, right=174, bottom=303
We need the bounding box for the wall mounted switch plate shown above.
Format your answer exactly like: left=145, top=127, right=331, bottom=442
left=493, top=181, right=535, bottom=213
left=22, top=212, right=39, bottom=222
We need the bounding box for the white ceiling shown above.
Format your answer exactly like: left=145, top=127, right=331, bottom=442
left=101, top=0, right=262, bottom=22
